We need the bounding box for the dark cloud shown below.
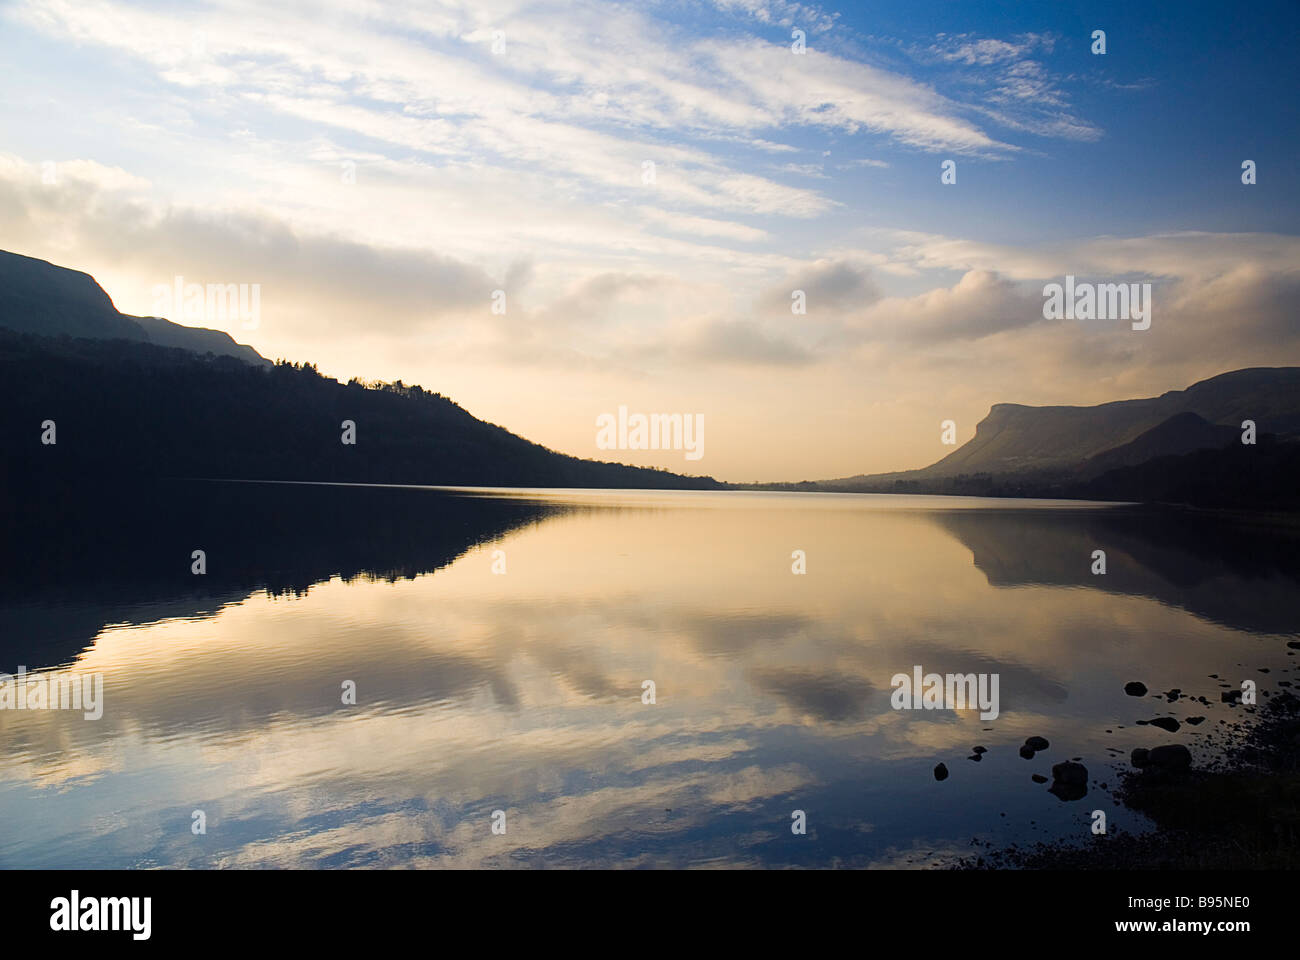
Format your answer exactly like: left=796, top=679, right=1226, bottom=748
left=758, top=259, right=880, bottom=317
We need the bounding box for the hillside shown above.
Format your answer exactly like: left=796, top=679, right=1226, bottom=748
left=0, top=329, right=718, bottom=490
left=0, top=250, right=717, bottom=490
left=1077, top=411, right=1238, bottom=477
left=0, top=249, right=268, bottom=366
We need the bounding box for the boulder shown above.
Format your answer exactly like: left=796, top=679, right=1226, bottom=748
left=1146, top=744, right=1192, bottom=771
left=1051, top=760, right=1088, bottom=786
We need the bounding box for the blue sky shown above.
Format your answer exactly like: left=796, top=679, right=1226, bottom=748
left=1, top=0, right=1297, bottom=480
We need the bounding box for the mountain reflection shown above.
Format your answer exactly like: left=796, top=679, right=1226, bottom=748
left=0, top=487, right=1295, bottom=868
left=930, top=506, right=1300, bottom=635
left=0, top=479, right=560, bottom=669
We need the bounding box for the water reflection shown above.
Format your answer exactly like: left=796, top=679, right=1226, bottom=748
left=0, top=483, right=1296, bottom=868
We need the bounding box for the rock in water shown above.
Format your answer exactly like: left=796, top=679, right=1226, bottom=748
left=1031, top=774, right=1048, bottom=784
left=1051, top=761, right=1088, bottom=786
left=1025, top=736, right=1050, bottom=751
left=1048, top=781, right=1088, bottom=802
left=934, top=762, right=949, bottom=781
left=1019, top=744, right=1036, bottom=759
left=1047, top=760, right=1089, bottom=801
left=1130, top=748, right=1150, bottom=768
left=1149, top=717, right=1181, bottom=732
left=1147, top=744, right=1192, bottom=771
left=1124, top=681, right=1148, bottom=696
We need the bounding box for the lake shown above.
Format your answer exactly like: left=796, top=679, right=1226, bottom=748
left=1, top=480, right=1297, bottom=867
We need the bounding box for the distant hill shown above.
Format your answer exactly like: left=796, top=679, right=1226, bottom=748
left=740, top=368, right=1300, bottom=508
left=821, top=367, right=1300, bottom=486
left=0, top=249, right=267, bottom=366
left=918, top=367, right=1299, bottom=478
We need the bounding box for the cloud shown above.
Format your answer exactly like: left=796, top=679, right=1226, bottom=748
left=680, top=318, right=816, bottom=367
left=0, top=156, right=497, bottom=336
left=531, top=272, right=673, bottom=331
left=847, top=269, right=1041, bottom=344
left=10, top=0, right=1027, bottom=170
left=699, top=38, right=1015, bottom=154
left=636, top=207, right=770, bottom=242
left=917, top=31, right=1100, bottom=142
left=885, top=229, right=1300, bottom=284
left=758, top=259, right=881, bottom=317
left=927, top=32, right=1057, bottom=67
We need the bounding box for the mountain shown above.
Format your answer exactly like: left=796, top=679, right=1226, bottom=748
left=130, top=314, right=268, bottom=366
left=915, top=367, right=1300, bottom=478
left=0, top=329, right=719, bottom=490
left=0, top=249, right=268, bottom=366
left=0, top=250, right=718, bottom=491
left=733, top=367, right=1300, bottom=508
left=824, top=367, right=1300, bottom=488
left=1068, top=435, right=1300, bottom=509
left=1076, top=411, right=1237, bottom=477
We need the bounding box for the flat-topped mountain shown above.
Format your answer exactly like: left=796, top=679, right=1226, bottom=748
left=822, top=367, right=1300, bottom=488
left=735, top=367, right=1300, bottom=508
left=0, top=249, right=267, bottom=366
left=915, top=368, right=1300, bottom=478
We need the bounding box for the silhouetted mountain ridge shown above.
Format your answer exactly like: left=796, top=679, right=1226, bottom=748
left=0, top=328, right=719, bottom=489
left=1077, top=411, right=1238, bottom=477
left=0, top=249, right=717, bottom=489
left=0, top=249, right=268, bottom=366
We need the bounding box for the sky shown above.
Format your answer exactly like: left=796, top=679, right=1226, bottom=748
left=1, top=0, right=1297, bottom=482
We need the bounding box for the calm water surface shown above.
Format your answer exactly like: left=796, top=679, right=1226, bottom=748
left=1, top=482, right=1297, bottom=867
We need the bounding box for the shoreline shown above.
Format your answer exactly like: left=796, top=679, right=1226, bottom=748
left=956, top=690, right=1300, bottom=870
